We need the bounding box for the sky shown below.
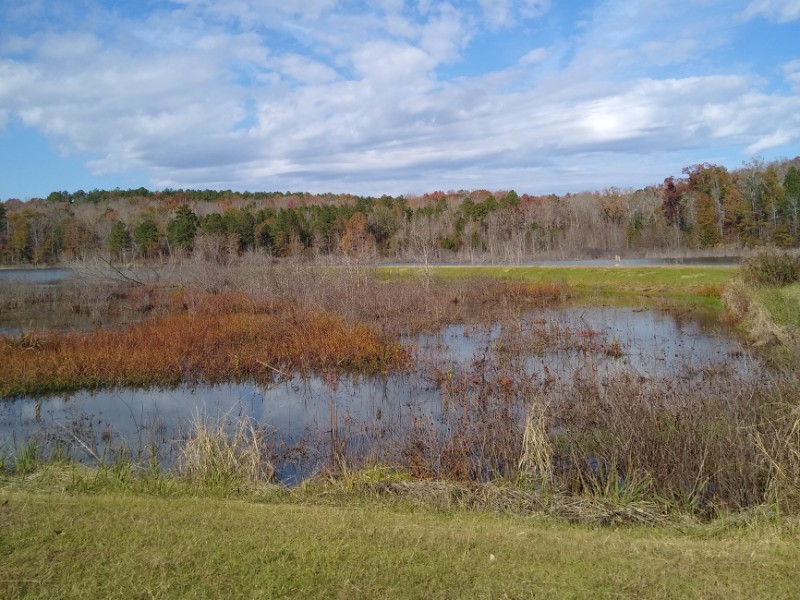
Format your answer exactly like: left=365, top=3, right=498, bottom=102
left=1, top=0, right=799, bottom=200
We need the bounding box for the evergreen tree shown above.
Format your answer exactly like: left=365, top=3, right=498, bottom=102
left=134, top=217, right=160, bottom=258
left=108, top=221, right=132, bottom=261
left=166, top=204, right=199, bottom=250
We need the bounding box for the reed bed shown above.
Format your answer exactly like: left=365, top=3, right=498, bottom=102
left=0, top=304, right=409, bottom=396
left=308, top=364, right=796, bottom=515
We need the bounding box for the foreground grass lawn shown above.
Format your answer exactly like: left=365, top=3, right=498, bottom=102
left=2, top=488, right=798, bottom=599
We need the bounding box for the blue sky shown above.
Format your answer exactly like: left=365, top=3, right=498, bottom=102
left=1, top=0, right=799, bottom=200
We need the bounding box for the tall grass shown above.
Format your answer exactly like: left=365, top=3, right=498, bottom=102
left=518, top=399, right=552, bottom=487
left=177, top=409, right=276, bottom=488
left=741, top=251, right=800, bottom=287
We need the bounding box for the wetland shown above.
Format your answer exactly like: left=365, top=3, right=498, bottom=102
left=1, top=259, right=797, bottom=513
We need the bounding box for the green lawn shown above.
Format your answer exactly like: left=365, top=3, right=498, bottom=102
left=2, top=485, right=798, bottom=599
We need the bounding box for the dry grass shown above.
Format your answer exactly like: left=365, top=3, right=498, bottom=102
left=754, top=398, right=800, bottom=514
left=0, top=298, right=409, bottom=396
left=518, top=398, right=553, bottom=486
left=177, top=409, right=276, bottom=487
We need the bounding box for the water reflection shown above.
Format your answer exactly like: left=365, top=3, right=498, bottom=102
left=0, top=268, right=74, bottom=284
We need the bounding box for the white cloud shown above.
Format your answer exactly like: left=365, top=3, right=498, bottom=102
left=519, top=47, right=549, bottom=64
left=784, top=60, right=800, bottom=92
left=351, top=40, right=435, bottom=85
left=276, top=54, right=340, bottom=84
left=478, top=0, right=550, bottom=29
left=418, top=4, right=469, bottom=63
left=743, top=0, right=800, bottom=23
left=175, top=0, right=340, bottom=22
left=639, top=39, right=701, bottom=67
left=747, top=130, right=795, bottom=154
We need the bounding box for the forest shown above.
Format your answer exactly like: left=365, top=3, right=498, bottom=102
left=2, top=157, right=799, bottom=265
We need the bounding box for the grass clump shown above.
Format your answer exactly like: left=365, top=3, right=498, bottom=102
left=517, top=398, right=553, bottom=488
left=741, top=251, right=800, bottom=287
left=177, top=410, right=276, bottom=490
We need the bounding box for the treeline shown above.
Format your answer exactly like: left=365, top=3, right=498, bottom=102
left=1, top=157, right=799, bottom=265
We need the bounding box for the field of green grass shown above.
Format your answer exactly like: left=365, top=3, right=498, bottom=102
left=376, top=265, right=736, bottom=309
left=754, top=283, right=800, bottom=328
left=2, top=480, right=798, bottom=599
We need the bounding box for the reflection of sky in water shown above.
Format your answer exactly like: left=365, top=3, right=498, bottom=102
left=415, top=308, right=752, bottom=379
left=0, top=268, right=73, bottom=283
left=0, top=308, right=756, bottom=474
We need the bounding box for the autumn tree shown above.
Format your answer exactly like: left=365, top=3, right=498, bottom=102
left=8, top=210, right=31, bottom=263
left=339, top=211, right=375, bottom=258
left=59, top=215, right=97, bottom=260
left=682, top=164, right=737, bottom=247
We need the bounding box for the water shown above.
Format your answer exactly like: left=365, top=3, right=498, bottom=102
left=0, top=268, right=74, bottom=284
left=416, top=307, right=752, bottom=378
left=0, top=307, right=754, bottom=482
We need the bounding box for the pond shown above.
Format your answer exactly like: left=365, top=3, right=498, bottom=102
left=0, top=307, right=755, bottom=482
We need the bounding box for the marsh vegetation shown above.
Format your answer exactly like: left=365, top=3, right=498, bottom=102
left=1, top=254, right=799, bottom=521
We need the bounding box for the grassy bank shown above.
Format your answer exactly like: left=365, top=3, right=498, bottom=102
left=375, top=265, right=736, bottom=309
left=2, top=478, right=799, bottom=599
left=754, top=283, right=800, bottom=329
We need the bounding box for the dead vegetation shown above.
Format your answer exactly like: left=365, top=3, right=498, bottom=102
left=0, top=293, right=410, bottom=396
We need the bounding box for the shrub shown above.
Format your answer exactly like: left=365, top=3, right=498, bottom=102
left=741, top=251, right=800, bottom=287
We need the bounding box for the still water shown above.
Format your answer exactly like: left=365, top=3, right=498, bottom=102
left=0, top=268, right=74, bottom=284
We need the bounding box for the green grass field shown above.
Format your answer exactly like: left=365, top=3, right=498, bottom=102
left=375, top=265, right=737, bottom=308
left=755, top=283, right=800, bottom=328
left=2, top=483, right=798, bottom=600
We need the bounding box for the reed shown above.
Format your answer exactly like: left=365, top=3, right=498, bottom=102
left=177, top=409, right=275, bottom=488
left=0, top=302, right=410, bottom=396
left=518, top=399, right=553, bottom=487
